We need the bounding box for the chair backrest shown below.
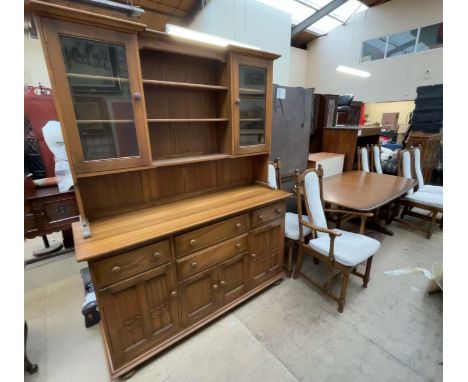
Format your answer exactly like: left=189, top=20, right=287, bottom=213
left=294, top=166, right=328, bottom=239
left=357, top=145, right=370, bottom=172
left=267, top=157, right=281, bottom=190
left=372, top=144, right=383, bottom=174
left=412, top=145, right=425, bottom=187
left=397, top=148, right=414, bottom=195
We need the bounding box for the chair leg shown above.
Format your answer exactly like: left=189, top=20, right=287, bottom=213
left=286, top=240, right=294, bottom=278
left=363, top=256, right=373, bottom=288
left=293, top=244, right=304, bottom=279
left=338, top=270, right=350, bottom=313
left=400, top=205, right=409, bottom=219
left=426, top=211, right=437, bottom=239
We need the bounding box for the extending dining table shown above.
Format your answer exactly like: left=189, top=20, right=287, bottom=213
left=321, top=171, right=418, bottom=235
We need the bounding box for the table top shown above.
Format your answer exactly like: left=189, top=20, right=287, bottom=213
left=322, top=171, right=417, bottom=211
left=308, top=152, right=344, bottom=161
left=72, top=184, right=290, bottom=262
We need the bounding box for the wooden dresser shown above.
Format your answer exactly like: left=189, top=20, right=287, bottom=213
left=30, top=1, right=290, bottom=379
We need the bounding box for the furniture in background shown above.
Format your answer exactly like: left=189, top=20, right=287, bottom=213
left=356, top=145, right=370, bottom=172
left=371, top=144, right=383, bottom=174
left=268, top=158, right=311, bottom=277
left=307, top=152, right=344, bottom=178
left=411, top=84, right=442, bottom=134
left=392, top=149, right=443, bottom=239
left=309, top=93, right=339, bottom=153
left=24, top=179, right=79, bottom=264
left=32, top=2, right=290, bottom=379
left=413, top=145, right=443, bottom=194
left=293, top=167, right=379, bottom=313
left=322, top=125, right=381, bottom=171
left=405, top=132, right=442, bottom=185
left=336, top=96, right=362, bottom=126
left=322, top=171, right=417, bottom=236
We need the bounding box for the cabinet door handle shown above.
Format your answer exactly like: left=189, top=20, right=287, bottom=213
left=235, top=98, right=241, bottom=104
left=212, top=284, right=219, bottom=290
left=276, top=208, right=282, bottom=214
left=153, top=251, right=161, bottom=258
left=251, top=253, right=257, bottom=258
left=220, top=280, right=226, bottom=285
left=112, top=266, right=121, bottom=274
left=235, top=222, right=242, bottom=228
left=133, top=92, right=142, bottom=100
left=258, top=215, right=264, bottom=220
left=191, top=262, right=198, bottom=268
left=171, top=291, right=177, bottom=297
left=189, top=239, right=197, bottom=247
left=235, top=243, right=241, bottom=249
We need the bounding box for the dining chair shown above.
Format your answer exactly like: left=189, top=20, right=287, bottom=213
left=392, top=148, right=443, bottom=239
left=267, top=158, right=311, bottom=277
left=357, top=145, right=370, bottom=172
left=413, top=145, right=443, bottom=194
left=371, top=144, right=383, bottom=174
left=293, top=166, right=380, bottom=313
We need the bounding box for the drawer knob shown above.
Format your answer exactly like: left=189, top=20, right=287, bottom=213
left=191, top=262, right=198, bottom=268
left=251, top=253, right=257, bottom=258
left=171, top=291, right=177, bottom=297
left=235, top=243, right=241, bottom=249
left=153, top=251, right=161, bottom=258
left=235, top=222, right=242, bottom=228
left=212, top=284, right=219, bottom=290
left=276, top=208, right=282, bottom=214
left=133, top=92, right=142, bottom=100
left=189, top=239, right=197, bottom=246
left=112, top=266, right=121, bottom=274
left=220, top=280, right=226, bottom=285
left=235, top=98, right=241, bottom=105
left=258, top=215, right=264, bottom=220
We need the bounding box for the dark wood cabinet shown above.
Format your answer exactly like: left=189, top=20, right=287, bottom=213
left=310, top=94, right=339, bottom=153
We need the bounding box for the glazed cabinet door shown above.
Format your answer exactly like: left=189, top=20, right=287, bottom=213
left=232, top=54, right=272, bottom=155
left=219, top=253, right=247, bottom=306
left=39, top=18, right=150, bottom=174
left=99, top=264, right=179, bottom=368
left=247, top=219, right=283, bottom=288
left=178, top=266, right=219, bottom=328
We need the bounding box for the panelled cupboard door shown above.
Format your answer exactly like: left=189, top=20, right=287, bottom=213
left=39, top=18, right=151, bottom=174
left=232, top=54, right=272, bottom=155
left=247, top=219, right=283, bottom=288
left=178, top=266, right=219, bottom=328
left=219, top=253, right=247, bottom=306
left=99, top=264, right=179, bottom=368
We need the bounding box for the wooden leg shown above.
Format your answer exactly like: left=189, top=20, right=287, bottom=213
left=426, top=211, right=437, bottom=239
left=400, top=205, right=409, bottom=219
left=338, top=270, right=350, bottom=313
left=287, top=240, right=294, bottom=278
left=293, top=244, right=304, bottom=279
left=25, top=322, right=38, bottom=374
left=363, top=256, right=373, bottom=288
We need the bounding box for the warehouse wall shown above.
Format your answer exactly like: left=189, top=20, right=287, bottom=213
left=289, top=47, right=308, bottom=87
left=24, top=31, right=51, bottom=87
left=305, top=0, right=443, bottom=102
left=190, top=0, right=291, bottom=86
left=364, top=100, right=415, bottom=126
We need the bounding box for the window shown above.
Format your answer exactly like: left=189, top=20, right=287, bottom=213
left=360, top=23, right=442, bottom=62
left=417, top=23, right=443, bottom=52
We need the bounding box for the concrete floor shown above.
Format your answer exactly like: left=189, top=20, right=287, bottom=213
left=24, top=222, right=442, bottom=382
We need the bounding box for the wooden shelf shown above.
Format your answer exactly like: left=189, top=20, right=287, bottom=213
left=153, top=153, right=231, bottom=167
left=67, top=73, right=129, bottom=82
left=143, top=79, right=228, bottom=91
left=240, top=118, right=264, bottom=122
left=239, top=88, right=264, bottom=95
left=76, top=119, right=134, bottom=124
left=147, top=118, right=229, bottom=123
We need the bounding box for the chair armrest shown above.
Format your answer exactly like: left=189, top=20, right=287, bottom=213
left=300, top=220, right=342, bottom=237
left=325, top=208, right=374, bottom=218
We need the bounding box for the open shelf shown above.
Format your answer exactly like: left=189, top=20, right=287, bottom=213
left=148, top=118, right=228, bottom=123
left=153, top=153, right=231, bottom=167
left=239, top=88, right=265, bottom=95
left=143, top=79, right=228, bottom=91
left=240, top=118, right=264, bottom=122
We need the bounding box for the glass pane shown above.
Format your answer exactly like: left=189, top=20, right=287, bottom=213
left=59, top=35, right=139, bottom=161
left=239, top=66, right=266, bottom=146
left=386, top=29, right=418, bottom=58
left=417, top=23, right=443, bottom=52
left=361, top=37, right=386, bottom=62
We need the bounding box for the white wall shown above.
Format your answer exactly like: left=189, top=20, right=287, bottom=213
left=289, top=47, right=308, bottom=87
left=305, top=0, right=442, bottom=102
left=190, top=0, right=292, bottom=85
left=24, top=31, right=51, bottom=87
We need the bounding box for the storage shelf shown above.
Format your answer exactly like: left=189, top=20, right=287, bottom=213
left=147, top=118, right=229, bottom=123
left=153, top=153, right=231, bottom=167
left=67, top=73, right=129, bottom=82
left=76, top=120, right=134, bottom=124
left=240, top=118, right=264, bottom=122
left=143, top=79, right=228, bottom=91
left=239, top=88, right=264, bottom=95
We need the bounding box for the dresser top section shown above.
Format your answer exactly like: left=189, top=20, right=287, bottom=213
left=73, top=184, right=290, bottom=261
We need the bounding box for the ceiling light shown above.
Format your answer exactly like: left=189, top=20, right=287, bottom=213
left=336, top=65, right=371, bottom=78
left=166, top=24, right=260, bottom=50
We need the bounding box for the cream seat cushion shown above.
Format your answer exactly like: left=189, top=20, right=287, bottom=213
left=419, top=185, right=443, bottom=195
left=308, top=229, right=380, bottom=267
left=285, top=212, right=311, bottom=240
left=406, top=190, right=443, bottom=209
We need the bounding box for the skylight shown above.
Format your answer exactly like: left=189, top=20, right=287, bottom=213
left=257, top=0, right=368, bottom=36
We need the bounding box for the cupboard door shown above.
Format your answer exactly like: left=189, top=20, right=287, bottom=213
left=99, top=264, right=178, bottom=368
left=178, top=267, right=219, bottom=327
left=232, top=55, right=272, bottom=155
left=40, top=19, right=150, bottom=174
left=219, top=253, right=247, bottom=306
left=247, top=219, right=283, bottom=288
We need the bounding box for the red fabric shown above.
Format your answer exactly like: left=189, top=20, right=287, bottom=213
left=359, top=103, right=365, bottom=126
left=24, top=86, right=58, bottom=178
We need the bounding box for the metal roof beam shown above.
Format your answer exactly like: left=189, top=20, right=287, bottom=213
left=291, top=0, right=348, bottom=37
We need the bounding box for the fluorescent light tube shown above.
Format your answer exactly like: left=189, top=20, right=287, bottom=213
left=336, top=65, right=371, bottom=78
left=166, top=24, right=260, bottom=50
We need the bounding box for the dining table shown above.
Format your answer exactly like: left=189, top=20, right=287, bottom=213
left=321, top=171, right=418, bottom=235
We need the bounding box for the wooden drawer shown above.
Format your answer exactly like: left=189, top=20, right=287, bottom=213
left=250, top=202, right=284, bottom=228
left=43, top=197, right=79, bottom=224
left=177, top=234, right=248, bottom=280
left=92, top=240, right=171, bottom=287
left=175, top=214, right=248, bottom=257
